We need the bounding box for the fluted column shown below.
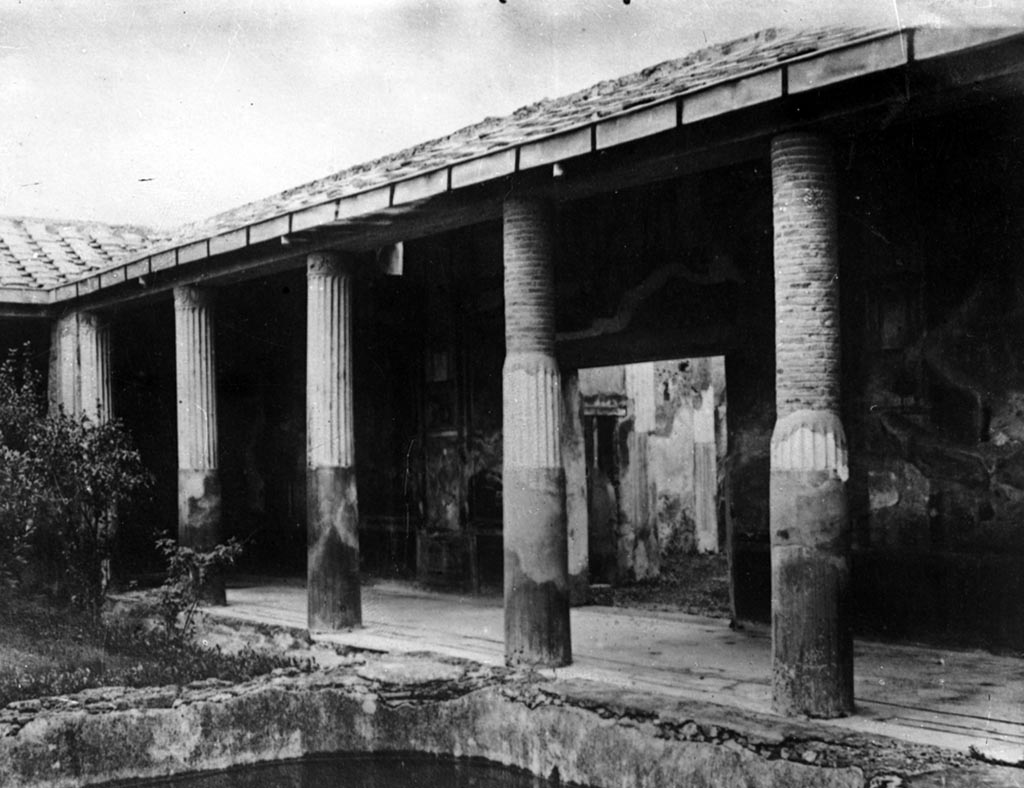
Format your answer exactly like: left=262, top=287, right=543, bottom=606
left=503, top=194, right=571, bottom=666
left=770, top=132, right=852, bottom=717
left=306, top=252, right=360, bottom=630
left=174, top=285, right=225, bottom=604
left=48, top=314, right=78, bottom=415
left=561, top=369, right=589, bottom=606
left=48, top=311, right=113, bottom=420
left=78, top=312, right=113, bottom=424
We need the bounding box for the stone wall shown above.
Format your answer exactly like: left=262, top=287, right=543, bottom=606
left=0, top=651, right=1002, bottom=788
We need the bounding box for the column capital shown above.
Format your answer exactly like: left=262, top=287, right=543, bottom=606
left=770, top=409, right=848, bottom=480
left=307, top=251, right=355, bottom=278
left=173, top=284, right=215, bottom=312
left=76, top=309, right=106, bottom=331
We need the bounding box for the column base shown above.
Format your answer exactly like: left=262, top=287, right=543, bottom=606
left=178, top=468, right=226, bottom=606
left=770, top=468, right=853, bottom=718
left=503, top=466, right=571, bottom=667
left=307, top=466, right=361, bottom=631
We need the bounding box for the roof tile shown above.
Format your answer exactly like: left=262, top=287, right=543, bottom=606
left=0, top=26, right=909, bottom=292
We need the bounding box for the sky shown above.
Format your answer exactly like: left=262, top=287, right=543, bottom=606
left=1, top=0, right=1021, bottom=230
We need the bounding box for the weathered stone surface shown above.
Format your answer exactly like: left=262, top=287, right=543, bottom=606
left=503, top=469, right=571, bottom=667
left=770, top=470, right=853, bottom=718
left=306, top=253, right=361, bottom=630
left=770, top=133, right=851, bottom=719
left=307, top=466, right=361, bottom=631
left=0, top=649, right=1011, bottom=788
left=503, top=194, right=571, bottom=666
left=876, top=413, right=989, bottom=488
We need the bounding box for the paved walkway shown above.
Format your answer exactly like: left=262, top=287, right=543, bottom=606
left=205, top=578, right=1024, bottom=765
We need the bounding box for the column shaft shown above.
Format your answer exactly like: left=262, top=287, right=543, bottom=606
left=49, top=314, right=78, bottom=415
left=306, top=252, right=360, bottom=630
left=503, top=195, right=571, bottom=666
left=174, top=285, right=225, bottom=604
left=561, top=369, right=589, bottom=606
left=770, top=132, right=852, bottom=717
left=693, top=385, right=718, bottom=553
left=48, top=311, right=113, bottom=420
left=78, top=312, right=113, bottom=424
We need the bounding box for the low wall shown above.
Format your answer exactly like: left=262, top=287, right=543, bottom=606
left=0, top=652, right=1011, bottom=788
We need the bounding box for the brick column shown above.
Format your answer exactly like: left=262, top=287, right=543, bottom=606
left=306, top=252, right=361, bottom=630
left=503, top=194, right=571, bottom=666
left=174, top=285, right=225, bottom=605
left=770, top=132, right=852, bottom=717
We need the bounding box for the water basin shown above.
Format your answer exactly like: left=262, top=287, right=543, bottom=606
left=98, top=752, right=576, bottom=787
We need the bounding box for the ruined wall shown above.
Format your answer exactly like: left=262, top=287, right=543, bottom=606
left=838, top=99, right=1024, bottom=649
left=649, top=356, right=726, bottom=558
left=728, top=98, right=1024, bottom=649
left=579, top=364, right=659, bottom=583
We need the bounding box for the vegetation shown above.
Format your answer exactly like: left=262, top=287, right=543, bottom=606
left=156, top=537, right=244, bottom=638
left=0, top=597, right=310, bottom=708
left=0, top=344, right=307, bottom=707
left=0, top=345, right=150, bottom=615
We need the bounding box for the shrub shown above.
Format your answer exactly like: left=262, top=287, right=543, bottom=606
left=0, top=346, right=46, bottom=599
left=29, top=412, right=151, bottom=613
left=0, top=344, right=151, bottom=614
left=156, top=537, right=244, bottom=638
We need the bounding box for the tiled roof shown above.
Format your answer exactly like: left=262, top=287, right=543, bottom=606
left=0, top=217, right=160, bottom=289
left=170, top=27, right=882, bottom=243
left=6, top=24, right=1013, bottom=298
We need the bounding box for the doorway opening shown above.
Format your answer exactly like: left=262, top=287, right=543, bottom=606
left=576, top=356, right=728, bottom=605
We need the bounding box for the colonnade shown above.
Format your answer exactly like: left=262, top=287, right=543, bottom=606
left=47, top=129, right=852, bottom=718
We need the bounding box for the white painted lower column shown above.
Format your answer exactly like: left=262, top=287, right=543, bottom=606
left=306, top=252, right=361, bottom=631
left=174, top=285, right=225, bottom=604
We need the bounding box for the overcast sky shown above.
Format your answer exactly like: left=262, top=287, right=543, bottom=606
left=1, top=0, right=1020, bottom=230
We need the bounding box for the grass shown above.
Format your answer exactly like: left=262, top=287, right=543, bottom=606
left=0, top=596, right=312, bottom=708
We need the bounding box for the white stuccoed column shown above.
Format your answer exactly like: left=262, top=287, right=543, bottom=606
left=693, top=384, right=718, bottom=554
left=306, top=251, right=361, bottom=631
left=77, top=311, right=113, bottom=424
left=48, top=311, right=113, bottom=421
left=49, top=314, right=78, bottom=415
left=174, top=285, right=225, bottom=604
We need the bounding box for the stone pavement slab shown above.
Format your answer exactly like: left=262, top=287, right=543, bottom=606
left=204, top=578, right=1024, bottom=767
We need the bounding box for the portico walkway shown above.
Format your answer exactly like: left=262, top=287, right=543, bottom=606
left=204, top=578, right=1024, bottom=767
